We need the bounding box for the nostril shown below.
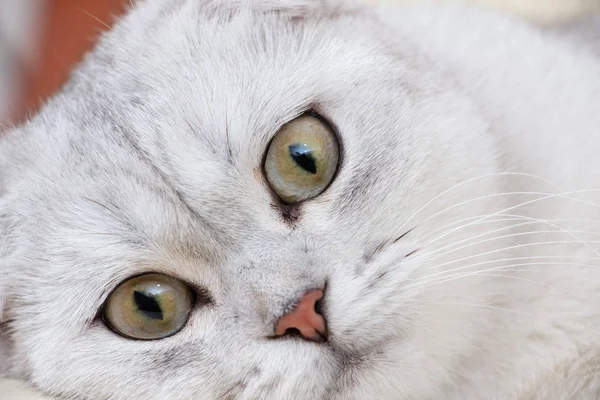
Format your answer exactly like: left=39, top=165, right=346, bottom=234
left=284, top=328, right=301, bottom=337
left=314, top=299, right=323, bottom=316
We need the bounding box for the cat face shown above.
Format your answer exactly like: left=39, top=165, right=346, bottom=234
left=1, top=1, right=506, bottom=398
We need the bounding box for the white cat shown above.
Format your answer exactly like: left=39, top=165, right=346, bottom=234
left=1, top=0, right=600, bottom=399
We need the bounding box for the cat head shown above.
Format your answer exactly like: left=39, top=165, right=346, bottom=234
left=0, top=0, right=505, bottom=398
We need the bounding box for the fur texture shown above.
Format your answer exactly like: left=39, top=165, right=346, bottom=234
left=1, top=0, right=600, bottom=398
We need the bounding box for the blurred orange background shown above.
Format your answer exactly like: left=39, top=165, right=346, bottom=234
left=7, top=0, right=128, bottom=125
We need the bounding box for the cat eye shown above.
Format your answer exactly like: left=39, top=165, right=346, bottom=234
left=264, top=114, right=339, bottom=204
left=102, top=273, right=195, bottom=340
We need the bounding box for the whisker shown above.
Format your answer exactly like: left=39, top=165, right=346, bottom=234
left=430, top=229, right=600, bottom=260
left=393, top=228, right=414, bottom=244
left=418, top=189, right=600, bottom=237
left=421, top=214, right=532, bottom=243
left=425, top=212, right=600, bottom=262
left=73, top=5, right=112, bottom=30
left=421, top=240, right=600, bottom=275
left=407, top=260, right=600, bottom=291
left=452, top=273, right=578, bottom=298
left=425, top=220, right=538, bottom=250
left=426, top=301, right=535, bottom=318
left=395, top=172, right=563, bottom=235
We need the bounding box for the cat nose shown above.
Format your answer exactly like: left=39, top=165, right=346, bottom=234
left=274, top=289, right=328, bottom=343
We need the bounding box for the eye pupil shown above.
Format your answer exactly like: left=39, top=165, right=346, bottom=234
left=133, top=291, right=164, bottom=321
left=288, top=144, right=317, bottom=174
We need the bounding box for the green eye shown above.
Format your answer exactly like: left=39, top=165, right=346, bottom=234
left=103, top=274, right=195, bottom=340
left=264, top=114, right=339, bottom=203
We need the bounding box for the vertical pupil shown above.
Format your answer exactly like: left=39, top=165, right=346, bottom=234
left=288, top=143, right=317, bottom=174
left=134, top=291, right=164, bottom=320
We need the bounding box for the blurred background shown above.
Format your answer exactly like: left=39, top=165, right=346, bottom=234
left=0, top=0, right=126, bottom=126
left=0, top=0, right=599, bottom=127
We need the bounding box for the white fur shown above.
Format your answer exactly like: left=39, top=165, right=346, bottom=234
left=1, top=0, right=599, bottom=399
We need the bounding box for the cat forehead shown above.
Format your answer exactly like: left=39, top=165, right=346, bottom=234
left=15, top=0, right=393, bottom=229
left=16, top=0, right=425, bottom=245
left=69, top=0, right=398, bottom=170
left=108, top=0, right=385, bottom=106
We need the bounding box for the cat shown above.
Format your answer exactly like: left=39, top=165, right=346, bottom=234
left=1, top=0, right=600, bottom=398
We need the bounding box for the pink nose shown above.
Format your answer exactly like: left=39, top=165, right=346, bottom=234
left=274, top=289, right=328, bottom=343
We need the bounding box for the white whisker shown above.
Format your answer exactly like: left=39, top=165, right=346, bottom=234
left=430, top=229, right=600, bottom=260
left=396, top=172, right=563, bottom=235
left=421, top=214, right=531, bottom=243
left=74, top=5, right=112, bottom=30
left=426, top=301, right=535, bottom=318
left=418, top=189, right=600, bottom=240
left=425, top=213, right=600, bottom=261
left=421, top=241, right=600, bottom=275
left=408, top=260, right=600, bottom=291
left=425, top=220, right=539, bottom=250
left=424, top=215, right=600, bottom=244
left=453, top=273, right=578, bottom=297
